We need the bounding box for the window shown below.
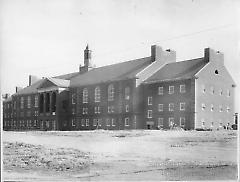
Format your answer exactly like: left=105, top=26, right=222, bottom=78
left=81, top=119, right=85, bottom=126
left=158, top=104, right=163, bottom=112
left=71, top=119, right=75, bottom=126
left=202, top=103, right=206, bottom=110
left=147, top=110, right=152, bottom=118
left=13, top=101, right=17, bottom=109
left=98, top=119, right=102, bottom=126
left=106, top=119, right=110, bottom=126
left=180, top=102, right=185, bottom=111
left=34, top=120, right=37, bottom=127
left=27, top=96, right=31, bottom=108
left=219, top=105, right=223, bottom=112
left=169, top=86, right=174, bottom=94
left=125, top=117, right=129, bottom=126
left=112, top=118, right=116, bottom=126
left=83, top=88, right=88, bottom=103
left=93, top=119, right=97, bottom=126
left=126, top=105, right=129, bottom=112
left=227, top=89, right=230, bottom=97
left=158, top=87, right=163, bottom=95
left=108, top=106, right=114, bottom=113
left=34, top=95, right=38, bottom=107
left=219, top=89, right=223, bottom=96
left=125, top=87, right=130, bottom=100
left=169, top=117, right=174, bottom=127
left=169, top=103, right=174, bottom=111
left=20, top=97, right=24, bottom=109
left=211, top=122, right=214, bottom=128
left=86, top=119, right=89, bottom=126
left=95, top=87, right=101, bottom=102
left=148, top=97, right=152, bottom=105
left=210, top=86, right=214, bottom=94
left=180, top=117, right=185, bottom=127
left=72, top=93, right=76, bottom=104
left=211, top=104, right=214, bottom=111
left=158, top=118, right=163, bottom=127
left=94, top=106, right=100, bottom=114
left=83, top=108, right=88, bottom=115
left=180, top=84, right=186, bottom=93
left=202, top=119, right=205, bottom=127
left=108, top=84, right=114, bottom=101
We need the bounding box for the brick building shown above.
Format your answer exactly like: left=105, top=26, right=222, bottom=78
left=2, top=45, right=236, bottom=131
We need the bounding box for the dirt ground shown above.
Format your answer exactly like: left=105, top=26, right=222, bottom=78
left=2, top=130, right=238, bottom=181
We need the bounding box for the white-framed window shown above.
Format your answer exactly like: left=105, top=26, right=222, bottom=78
left=81, top=119, right=85, bottom=126
left=34, top=95, right=38, bottom=107
left=13, top=120, right=16, bottom=127
left=158, top=86, right=163, bottom=95
left=158, top=118, right=163, bottom=127
left=169, top=117, right=174, bottom=127
left=227, top=106, right=230, bottom=113
left=211, top=104, right=214, bottom=111
left=108, top=106, right=114, bottom=113
left=210, top=86, right=214, bottom=94
left=219, top=89, right=223, bottom=96
left=108, top=84, right=114, bottom=101
left=180, top=84, right=186, bottom=93
left=95, top=87, right=101, bottom=102
left=227, top=89, right=230, bottom=97
left=72, top=119, right=76, bottom=126
left=34, top=120, right=37, bottom=127
left=83, top=107, right=88, bottom=115
left=125, top=87, right=130, bottom=100
left=83, top=88, right=88, bottom=103
left=112, top=118, right=116, bottom=126
left=158, top=104, right=163, bottom=112
left=126, top=105, right=129, bottom=112
left=169, top=86, right=174, bottom=94
left=180, top=102, right=185, bottom=111
left=180, top=117, right=185, bottom=127
left=72, top=93, right=76, bottom=104
left=147, top=110, right=152, bottom=118
left=219, top=105, right=223, bottom=112
left=202, top=103, right=206, bottom=110
left=86, top=119, right=89, bottom=126
left=148, top=96, right=152, bottom=105
left=20, top=97, right=24, bottom=109
left=27, top=96, right=31, bottom=108
left=94, top=106, right=100, bottom=114
left=98, top=119, right=102, bottom=126
left=106, top=118, right=110, bottom=126
left=169, top=103, right=174, bottom=111
left=125, top=117, right=129, bottom=126
left=111, top=106, right=114, bottom=113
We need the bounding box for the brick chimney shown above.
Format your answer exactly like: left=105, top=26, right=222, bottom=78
left=204, top=47, right=224, bottom=66
left=15, top=87, right=23, bottom=93
left=151, top=45, right=176, bottom=64
left=29, top=75, right=40, bottom=86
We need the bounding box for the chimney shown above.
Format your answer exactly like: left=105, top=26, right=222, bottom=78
left=204, top=47, right=224, bottom=66
left=29, top=75, right=40, bottom=86
left=16, top=87, right=23, bottom=93
left=151, top=45, right=176, bottom=64
left=2, top=93, right=10, bottom=99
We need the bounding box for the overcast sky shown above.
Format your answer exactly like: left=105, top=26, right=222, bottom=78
left=0, top=0, right=239, bottom=111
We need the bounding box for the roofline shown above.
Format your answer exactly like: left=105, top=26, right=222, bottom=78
left=143, top=77, right=195, bottom=84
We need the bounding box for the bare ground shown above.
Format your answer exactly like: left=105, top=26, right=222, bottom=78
left=2, top=130, right=238, bottom=181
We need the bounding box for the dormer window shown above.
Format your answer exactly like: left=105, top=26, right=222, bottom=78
left=215, top=70, right=219, bottom=75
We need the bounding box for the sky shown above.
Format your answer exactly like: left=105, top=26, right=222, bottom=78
left=0, top=0, right=239, bottom=111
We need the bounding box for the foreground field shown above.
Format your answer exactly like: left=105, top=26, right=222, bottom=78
left=3, top=130, right=238, bottom=181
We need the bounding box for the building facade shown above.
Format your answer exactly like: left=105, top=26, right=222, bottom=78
left=2, top=45, right=236, bottom=131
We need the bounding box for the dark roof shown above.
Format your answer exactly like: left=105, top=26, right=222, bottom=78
left=70, top=57, right=151, bottom=87
left=13, top=79, right=45, bottom=96
left=53, top=72, right=79, bottom=80
left=144, top=58, right=207, bottom=83
left=37, top=77, right=70, bottom=88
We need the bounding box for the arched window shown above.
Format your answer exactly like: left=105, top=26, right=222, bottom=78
left=95, top=86, right=101, bottom=102
left=125, top=87, right=130, bottom=100
left=83, top=88, right=88, bottom=103
left=108, top=84, right=114, bottom=101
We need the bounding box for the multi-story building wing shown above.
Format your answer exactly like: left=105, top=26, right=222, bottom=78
left=143, top=48, right=235, bottom=130
left=2, top=45, right=235, bottom=131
